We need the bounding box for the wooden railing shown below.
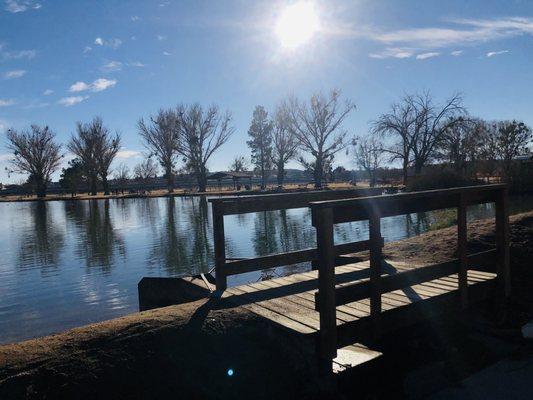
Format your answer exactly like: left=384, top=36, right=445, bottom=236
left=310, top=184, right=510, bottom=369
left=208, top=188, right=383, bottom=291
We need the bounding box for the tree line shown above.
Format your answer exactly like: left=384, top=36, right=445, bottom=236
left=4, top=90, right=532, bottom=198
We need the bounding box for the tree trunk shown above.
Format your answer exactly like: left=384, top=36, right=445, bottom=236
left=90, top=174, right=98, bottom=196
left=197, top=166, right=207, bottom=192
left=36, top=178, right=46, bottom=198
left=276, top=162, right=285, bottom=187
left=165, top=166, right=174, bottom=193
left=102, top=176, right=109, bottom=195
left=402, top=158, right=408, bottom=186
left=314, top=156, right=323, bottom=189
left=414, top=161, right=423, bottom=175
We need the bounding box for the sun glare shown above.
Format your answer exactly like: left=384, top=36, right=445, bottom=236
left=275, top=2, right=320, bottom=49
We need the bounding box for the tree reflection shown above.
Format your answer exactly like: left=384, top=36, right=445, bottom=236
left=17, top=202, right=64, bottom=272
left=65, top=200, right=125, bottom=272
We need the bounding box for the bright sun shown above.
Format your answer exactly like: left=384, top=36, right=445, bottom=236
left=275, top=2, right=320, bottom=49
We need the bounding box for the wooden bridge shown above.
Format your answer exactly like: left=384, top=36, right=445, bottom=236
left=171, top=185, right=509, bottom=373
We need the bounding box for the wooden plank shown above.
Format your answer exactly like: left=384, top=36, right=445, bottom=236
left=309, top=184, right=504, bottom=224
left=212, top=202, right=227, bottom=291
left=314, top=207, right=338, bottom=368
left=223, top=239, right=377, bottom=277
left=324, top=250, right=496, bottom=308
left=457, top=196, right=468, bottom=308
left=208, top=188, right=382, bottom=215
left=495, top=186, right=511, bottom=297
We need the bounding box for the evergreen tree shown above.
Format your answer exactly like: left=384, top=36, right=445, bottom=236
left=247, top=106, right=273, bottom=189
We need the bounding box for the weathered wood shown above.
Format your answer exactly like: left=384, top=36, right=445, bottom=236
left=212, top=203, right=227, bottom=291
left=457, top=195, right=468, bottom=308
left=317, top=249, right=497, bottom=309
left=208, top=188, right=382, bottom=215
left=223, top=239, right=381, bottom=276
left=314, top=207, right=338, bottom=370
left=309, top=184, right=505, bottom=224
left=495, top=186, right=511, bottom=297
left=369, top=211, right=382, bottom=330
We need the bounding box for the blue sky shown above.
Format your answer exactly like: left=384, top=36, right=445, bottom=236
left=1, top=0, right=533, bottom=183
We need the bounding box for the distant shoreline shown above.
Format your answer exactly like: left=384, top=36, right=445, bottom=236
left=0, top=183, right=366, bottom=203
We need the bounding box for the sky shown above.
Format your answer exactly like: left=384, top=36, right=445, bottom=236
left=1, top=0, right=533, bottom=183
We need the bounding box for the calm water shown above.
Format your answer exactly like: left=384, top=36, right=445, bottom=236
left=1, top=195, right=532, bottom=344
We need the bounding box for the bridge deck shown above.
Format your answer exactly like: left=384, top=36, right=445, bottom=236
left=220, top=259, right=497, bottom=336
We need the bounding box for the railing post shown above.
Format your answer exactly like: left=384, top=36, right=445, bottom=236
left=212, top=202, right=227, bottom=291
left=495, top=186, right=510, bottom=297
left=314, top=207, right=337, bottom=373
left=369, top=210, right=382, bottom=333
left=457, top=194, right=468, bottom=308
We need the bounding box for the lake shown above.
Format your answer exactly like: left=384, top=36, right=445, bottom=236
left=1, top=194, right=532, bottom=344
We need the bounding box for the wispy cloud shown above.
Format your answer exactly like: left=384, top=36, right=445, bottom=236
left=58, top=96, right=88, bottom=107
left=416, top=52, right=440, bottom=60
left=131, top=15, right=140, bottom=22
left=69, top=78, right=117, bottom=93
left=3, top=69, right=26, bottom=79
left=100, top=60, right=123, bottom=73
left=486, top=50, right=509, bottom=57
left=163, top=51, right=172, bottom=56
left=451, top=50, right=464, bottom=56
left=128, top=61, right=145, bottom=67
left=116, top=150, right=141, bottom=159
left=156, top=35, right=167, bottom=41
left=1, top=49, right=36, bottom=60
left=4, top=0, right=41, bottom=13
left=43, top=89, right=53, bottom=95
left=83, top=46, right=92, bottom=54
left=369, top=47, right=413, bottom=59
left=94, top=37, right=122, bottom=49
left=361, top=17, right=533, bottom=59
left=0, top=99, right=15, bottom=107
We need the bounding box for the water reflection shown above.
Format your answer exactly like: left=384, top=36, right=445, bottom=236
left=65, top=200, right=126, bottom=272
left=17, top=202, right=65, bottom=273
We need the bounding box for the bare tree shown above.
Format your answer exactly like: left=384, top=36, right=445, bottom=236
left=175, top=104, right=234, bottom=192
left=247, top=105, right=273, bottom=189
left=438, top=117, right=485, bottom=175
left=113, top=163, right=130, bottom=194
left=6, top=125, right=62, bottom=198
left=134, top=158, right=159, bottom=189
left=138, top=109, right=180, bottom=192
left=287, top=89, right=355, bottom=188
left=373, top=92, right=465, bottom=184
left=493, top=120, right=532, bottom=179
left=353, top=135, right=385, bottom=187
left=68, top=117, right=120, bottom=195
left=229, top=155, right=250, bottom=172
left=271, top=105, right=298, bottom=187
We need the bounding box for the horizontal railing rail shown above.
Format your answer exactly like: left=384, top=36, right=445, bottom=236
left=208, top=187, right=384, bottom=290
left=309, top=183, right=510, bottom=372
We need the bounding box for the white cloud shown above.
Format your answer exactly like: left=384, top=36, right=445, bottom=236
left=416, top=52, right=440, bottom=60
left=94, top=37, right=122, bottom=49
left=451, top=50, right=463, bottom=56
left=69, top=78, right=117, bottom=93
left=43, top=89, right=53, bottom=95
left=100, top=60, right=123, bottom=72
left=69, top=81, right=90, bottom=92
left=163, top=51, right=172, bottom=56
left=91, top=78, right=117, bottom=92
left=129, top=61, right=145, bottom=67
left=131, top=15, right=140, bottom=21
left=83, top=46, right=92, bottom=54
left=116, top=150, right=141, bottom=159
left=0, top=99, right=15, bottom=106
left=3, top=69, right=26, bottom=79
left=4, top=0, right=41, bottom=13
left=0, top=153, right=11, bottom=161
left=58, top=96, right=88, bottom=107
left=486, top=50, right=509, bottom=57
left=369, top=47, right=413, bottom=59
left=157, top=35, right=167, bottom=41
